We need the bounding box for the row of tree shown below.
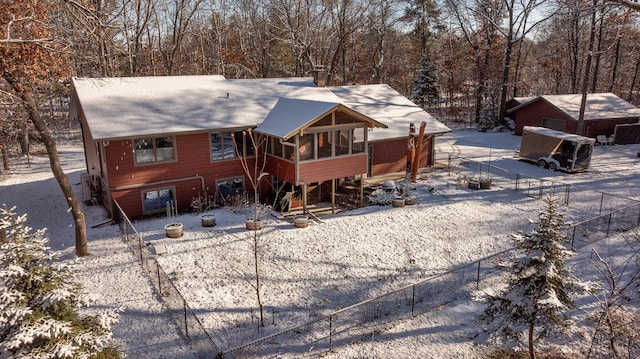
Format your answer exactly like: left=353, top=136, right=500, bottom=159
left=56, top=0, right=640, bottom=123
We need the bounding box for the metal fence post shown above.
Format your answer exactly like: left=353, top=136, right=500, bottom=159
left=184, top=299, right=189, bottom=338
left=606, top=213, right=612, bottom=238
left=476, top=260, right=481, bottom=290
left=539, top=179, right=544, bottom=199
left=515, top=173, right=520, bottom=191
left=447, top=154, right=451, bottom=177
left=565, top=184, right=570, bottom=206
left=157, top=265, right=162, bottom=295
left=411, top=285, right=415, bottom=313
left=599, top=193, right=605, bottom=215
left=329, top=315, right=333, bottom=350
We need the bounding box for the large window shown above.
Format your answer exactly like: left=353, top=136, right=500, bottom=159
left=211, top=131, right=255, bottom=161
left=134, top=137, right=175, bottom=164
left=142, top=187, right=175, bottom=214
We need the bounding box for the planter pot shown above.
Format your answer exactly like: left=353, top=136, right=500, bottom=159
left=392, top=197, right=405, bottom=207
left=201, top=214, right=216, bottom=227
left=164, top=223, right=183, bottom=238
left=479, top=178, right=492, bottom=190
left=293, top=215, right=309, bottom=228
left=245, top=218, right=262, bottom=231
left=467, top=179, right=480, bottom=190
left=404, top=196, right=416, bottom=205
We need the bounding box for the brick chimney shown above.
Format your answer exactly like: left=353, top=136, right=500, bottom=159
left=312, top=65, right=327, bottom=87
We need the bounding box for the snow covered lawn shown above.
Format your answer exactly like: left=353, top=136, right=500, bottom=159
left=2, top=129, right=639, bottom=358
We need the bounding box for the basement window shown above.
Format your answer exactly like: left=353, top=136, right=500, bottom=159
left=142, top=187, right=175, bottom=214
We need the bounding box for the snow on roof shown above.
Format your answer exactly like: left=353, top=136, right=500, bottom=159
left=329, top=84, right=451, bottom=142
left=73, top=76, right=450, bottom=141
left=507, top=93, right=640, bottom=121
left=72, top=76, right=317, bottom=140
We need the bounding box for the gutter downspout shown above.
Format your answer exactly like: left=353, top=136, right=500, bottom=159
left=111, top=175, right=206, bottom=192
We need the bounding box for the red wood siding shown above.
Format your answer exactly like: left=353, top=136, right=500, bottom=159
left=512, top=100, right=639, bottom=136
left=103, top=132, right=254, bottom=217
left=298, top=154, right=367, bottom=184
left=264, top=156, right=296, bottom=184
left=512, top=101, right=572, bottom=135
left=370, top=137, right=433, bottom=177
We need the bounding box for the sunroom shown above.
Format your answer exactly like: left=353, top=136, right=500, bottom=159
left=255, top=98, right=387, bottom=213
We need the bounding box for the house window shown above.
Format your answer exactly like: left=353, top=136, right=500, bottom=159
left=142, top=187, right=175, bottom=214
left=211, top=131, right=254, bottom=161
left=134, top=137, right=175, bottom=164
left=216, top=177, right=244, bottom=203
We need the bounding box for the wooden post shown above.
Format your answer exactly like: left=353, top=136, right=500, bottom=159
left=331, top=178, right=336, bottom=214
left=406, top=123, right=415, bottom=180
left=302, top=183, right=308, bottom=213
left=360, top=174, right=364, bottom=206
left=411, top=122, right=427, bottom=182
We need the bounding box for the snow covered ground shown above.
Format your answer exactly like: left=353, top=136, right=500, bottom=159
left=1, top=129, right=639, bottom=358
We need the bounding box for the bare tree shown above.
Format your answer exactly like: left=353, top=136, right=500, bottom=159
left=1, top=0, right=89, bottom=256
left=587, top=245, right=640, bottom=358
left=233, top=129, right=269, bottom=328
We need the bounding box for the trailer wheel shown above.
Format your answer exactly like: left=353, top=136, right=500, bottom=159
left=537, top=159, right=547, bottom=168
left=548, top=162, right=557, bottom=171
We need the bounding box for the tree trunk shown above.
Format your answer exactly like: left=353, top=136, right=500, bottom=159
left=2, top=72, right=89, bottom=257
left=607, top=36, right=621, bottom=92
left=528, top=316, right=536, bottom=359
left=576, top=0, right=598, bottom=136
left=627, top=56, right=640, bottom=102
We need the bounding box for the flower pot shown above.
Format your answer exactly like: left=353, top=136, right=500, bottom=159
left=201, top=214, right=216, bottom=227
left=245, top=218, right=262, bottom=231
left=164, top=223, right=183, bottom=238
left=404, top=196, right=416, bottom=205
left=392, top=197, right=405, bottom=207
left=479, top=178, right=492, bottom=190
left=293, top=215, right=309, bottom=228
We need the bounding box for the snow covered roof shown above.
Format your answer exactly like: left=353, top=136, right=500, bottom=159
left=329, top=84, right=451, bottom=142
left=72, top=76, right=450, bottom=141
left=255, top=98, right=387, bottom=140
left=507, top=93, right=640, bottom=121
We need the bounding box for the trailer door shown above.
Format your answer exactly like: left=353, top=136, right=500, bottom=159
left=573, top=143, right=593, bottom=171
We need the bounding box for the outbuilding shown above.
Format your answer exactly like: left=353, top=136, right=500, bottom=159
left=507, top=93, right=640, bottom=139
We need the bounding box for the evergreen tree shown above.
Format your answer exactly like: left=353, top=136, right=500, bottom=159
left=411, top=52, right=440, bottom=108
left=478, top=196, right=592, bottom=359
left=0, top=206, right=120, bottom=358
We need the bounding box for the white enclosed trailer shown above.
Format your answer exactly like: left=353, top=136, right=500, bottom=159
left=518, top=126, right=595, bottom=173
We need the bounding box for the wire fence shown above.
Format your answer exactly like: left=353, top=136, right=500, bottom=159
left=113, top=200, right=221, bottom=358
left=220, top=248, right=516, bottom=358
left=435, top=152, right=640, bottom=216
left=111, top=152, right=640, bottom=358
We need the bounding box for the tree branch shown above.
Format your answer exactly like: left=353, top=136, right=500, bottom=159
left=605, top=0, right=640, bottom=10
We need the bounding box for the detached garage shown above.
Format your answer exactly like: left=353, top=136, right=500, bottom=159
left=507, top=93, right=640, bottom=138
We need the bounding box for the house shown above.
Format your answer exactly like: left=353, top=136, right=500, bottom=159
left=507, top=93, right=640, bottom=137
left=70, top=73, right=450, bottom=218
